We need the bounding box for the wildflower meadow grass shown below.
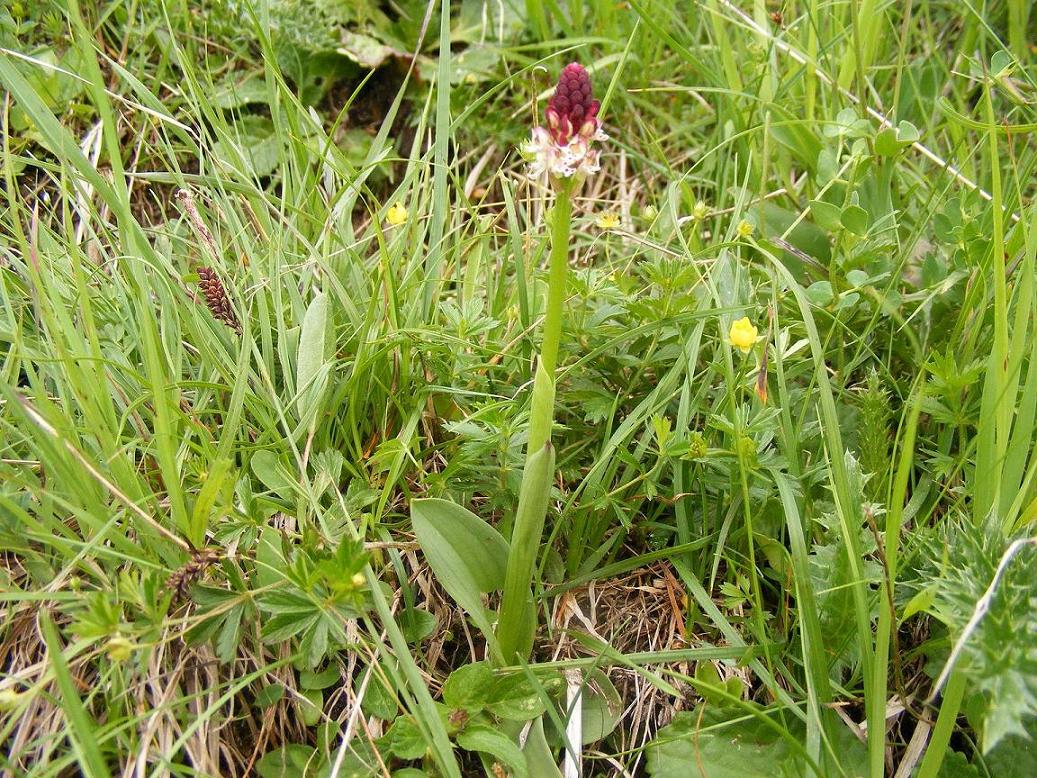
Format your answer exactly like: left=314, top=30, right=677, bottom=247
left=2, top=1, right=1037, bottom=776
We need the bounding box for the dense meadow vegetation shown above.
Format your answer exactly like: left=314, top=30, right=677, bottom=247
left=2, top=1, right=1037, bottom=775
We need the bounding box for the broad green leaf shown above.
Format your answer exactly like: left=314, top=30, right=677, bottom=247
left=299, top=689, right=322, bottom=727
left=647, top=708, right=801, bottom=777
left=255, top=683, right=284, bottom=709
left=757, top=201, right=832, bottom=263
left=902, top=585, right=937, bottom=621
left=212, top=72, right=269, bottom=109
left=487, top=673, right=548, bottom=722
left=522, top=716, right=562, bottom=778
left=255, top=525, right=286, bottom=589
left=496, top=441, right=556, bottom=662
left=399, top=607, right=437, bottom=644
left=984, top=728, right=1037, bottom=773
left=810, top=200, right=843, bottom=232
left=337, top=31, right=403, bottom=68
left=300, top=665, right=340, bottom=690
left=840, top=205, right=870, bottom=236
left=255, top=744, right=321, bottom=778
left=806, top=281, right=834, bottom=306
left=250, top=451, right=297, bottom=498
left=443, top=662, right=548, bottom=721
left=411, top=498, right=509, bottom=648
left=361, top=668, right=398, bottom=720
left=693, top=662, right=727, bottom=706
left=990, top=50, right=1014, bottom=78
left=456, top=724, right=528, bottom=778
left=384, top=716, right=428, bottom=760
left=897, top=120, right=920, bottom=143
left=578, top=670, right=622, bottom=744
left=845, top=269, right=870, bottom=287
left=296, top=292, right=332, bottom=424
left=874, top=127, right=901, bottom=157
left=443, top=662, right=496, bottom=710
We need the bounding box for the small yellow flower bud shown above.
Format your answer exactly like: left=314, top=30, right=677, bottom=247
left=595, top=211, right=621, bottom=231
left=642, top=204, right=658, bottom=221
left=737, top=435, right=758, bottom=467
left=736, top=219, right=755, bottom=238
left=386, top=202, right=408, bottom=226
left=0, top=688, right=24, bottom=711
left=692, top=201, right=709, bottom=220
left=105, top=635, right=136, bottom=662
left=727, top=317, right=759, bottom=354
left=351, top=573, right=366, bottom=588
left=687, top=431, right=708, bottom=460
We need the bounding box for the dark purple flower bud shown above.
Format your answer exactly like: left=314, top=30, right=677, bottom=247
left=522, top=61, right=608, bottom=181
left=546, top=63, right=600, bottom=145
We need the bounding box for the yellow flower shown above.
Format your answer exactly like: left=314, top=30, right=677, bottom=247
left=386, top=202, right=408, bottom=226
left=727, top=317, right=759, bottom=354
left=692, top=201, right=709, bottom=221
left=736, top=219, right=755, bottom=238
left=595, top=211, right=621, bottom=231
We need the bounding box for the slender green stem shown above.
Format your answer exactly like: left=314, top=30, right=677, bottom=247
left=496, top=184, right=573, bottom=663
left=527, top=186, right=572, bottom=455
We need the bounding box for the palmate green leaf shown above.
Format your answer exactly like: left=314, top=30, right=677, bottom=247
left=411, top=498, right=509, bottom=650
left=188, top=585, right=250, bottom=663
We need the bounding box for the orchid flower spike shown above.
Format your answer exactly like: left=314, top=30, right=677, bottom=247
left=522, top=62, right=608, bottom=186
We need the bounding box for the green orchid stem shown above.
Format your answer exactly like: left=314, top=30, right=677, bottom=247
left=496, top=183, right=573, bottom=664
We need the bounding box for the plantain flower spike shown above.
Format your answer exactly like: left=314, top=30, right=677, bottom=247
left=522, top=62, right=608, bottom=185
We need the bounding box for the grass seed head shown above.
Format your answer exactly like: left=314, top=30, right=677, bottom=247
left=197, top=267, right=241, bottom=334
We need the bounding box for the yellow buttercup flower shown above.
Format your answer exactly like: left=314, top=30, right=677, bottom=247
left=728, top=317, right=759, bottom=354
left=386, top=202, right=408, bottom=226
left=736, top=219, right=755, bottom=238
left=595, top=211, right=621, bottom=231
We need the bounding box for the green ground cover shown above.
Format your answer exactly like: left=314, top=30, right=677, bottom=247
left=2, top=1, right=1037, bottom=775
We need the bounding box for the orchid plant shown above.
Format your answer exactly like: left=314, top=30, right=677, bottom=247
left=410, top=63, right=607, bottom=668
left=497, top=63, right=608, bottom=662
